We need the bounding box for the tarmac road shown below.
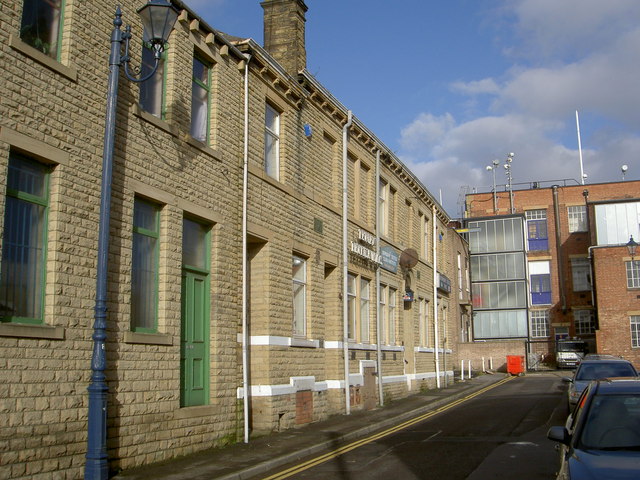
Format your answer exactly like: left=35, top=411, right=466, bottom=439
left=259, top=373, right=567, bottom=480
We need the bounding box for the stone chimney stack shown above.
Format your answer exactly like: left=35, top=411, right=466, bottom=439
left=261, top=0, right=308, bottom=74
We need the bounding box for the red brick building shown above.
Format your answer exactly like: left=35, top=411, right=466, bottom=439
left=465, top=179, right=640, bottom=368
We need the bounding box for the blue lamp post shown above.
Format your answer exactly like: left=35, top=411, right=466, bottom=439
left=85, top=2, right=178, bottom=479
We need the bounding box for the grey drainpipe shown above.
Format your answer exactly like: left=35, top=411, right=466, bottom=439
left=552, top=186, right=567, bottom=314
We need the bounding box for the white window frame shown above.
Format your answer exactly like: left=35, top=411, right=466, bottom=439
left=421, top=214, right=429, bottom=259
left=626, top=261, right=640, bottom=288
left=631, top=315, right=640, bottom=348
left=347, top=274, right=356, bottom=341
left=378, top=178, right=388, bottom=237
left=419, top=298, right=428, bottom=346
left=264, top=103, right=280, bottom=180
left=530, top=310, right=550, bottom=338
left=360, top=278, right=370, bottom=343
left=388, top=287, right=396, bottom=345
left=567, top=205, right=587, bottom=233
left=292, top=255, right=307, bottom=337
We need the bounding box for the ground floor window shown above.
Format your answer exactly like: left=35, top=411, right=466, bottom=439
left=347, top=273, right=371, bottom=343
left=530, top=310, right=550, bottom=338
left=379, top=284, right=397, bottom=345
left=574, top=309, right=595, bottom=335
left=631, top=315, right=640, bottom=348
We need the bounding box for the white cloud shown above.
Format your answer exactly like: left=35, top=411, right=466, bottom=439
left=397, top=0, right=640, bottom=216
left=450, top=78, right=500, bottom=96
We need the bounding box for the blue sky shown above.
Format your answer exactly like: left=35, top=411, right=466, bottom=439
left=187, top=0, right=640, bottom=217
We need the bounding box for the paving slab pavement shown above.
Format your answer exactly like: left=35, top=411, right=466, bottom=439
left=113, top=373, right=514, bottom=480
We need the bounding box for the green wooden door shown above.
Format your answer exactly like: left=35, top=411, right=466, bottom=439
left=180, top=269, right=209, bottom=407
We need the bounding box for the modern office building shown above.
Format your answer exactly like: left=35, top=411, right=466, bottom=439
left=465, top=177, right=640, bottom=369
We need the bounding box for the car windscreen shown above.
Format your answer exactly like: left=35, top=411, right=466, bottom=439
left=557, top=342, right=586, bottom=352
left=578, top=394, right=640, bottom=450
left=575, top=363, right=638, bottom=381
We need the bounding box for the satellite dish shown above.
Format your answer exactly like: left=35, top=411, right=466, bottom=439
left=399, top=248, right=419, bottom=269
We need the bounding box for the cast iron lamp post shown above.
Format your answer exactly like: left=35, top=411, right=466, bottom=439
left=86, top=2, right=178, bottom=479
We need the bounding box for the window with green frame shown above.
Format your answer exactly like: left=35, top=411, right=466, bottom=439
left=190, top=54, right=211, bottom=143
left=20, top=0, right=64, bottom=59
left=132, top=197, right=160, bottom=331
left=0, top=153, right=50, bottom=323
left=139, top=38, right=168, bottom=118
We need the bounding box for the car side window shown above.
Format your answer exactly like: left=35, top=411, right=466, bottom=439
left=570, top=385, right=591, bottom=431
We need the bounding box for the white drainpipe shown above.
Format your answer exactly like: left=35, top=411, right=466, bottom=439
left=433, top=205, right=440, bottom=388
left=342, top=110, right=353, bottom=415
left=375, top=149, right=384, bottom=406
left=241, top=54, right=252, bottom=443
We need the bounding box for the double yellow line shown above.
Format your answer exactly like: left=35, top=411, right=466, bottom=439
left=261, top=376, right=514, bottom=479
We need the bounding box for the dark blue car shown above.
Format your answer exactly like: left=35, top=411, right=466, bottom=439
left=548, top=378, right=640, bottom=479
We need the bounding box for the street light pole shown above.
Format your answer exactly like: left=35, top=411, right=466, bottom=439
left=85, top=3, right=177, bottom=479
left=486, top=159, right=500, bottom=213
left=504, top=152, right=515, bottom=214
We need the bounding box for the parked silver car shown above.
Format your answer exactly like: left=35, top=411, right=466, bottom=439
left=564, top=356, right=638, bottom=408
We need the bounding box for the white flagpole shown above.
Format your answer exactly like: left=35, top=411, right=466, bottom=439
left=576, top=110, right=585, bottom=185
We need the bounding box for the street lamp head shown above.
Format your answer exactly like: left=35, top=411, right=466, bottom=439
left=138, top=0, right=179, bottom=53
left=627, top=235, right=638, bottom=257
left=492, top=159, right=500, bottom=167
left=486, top=165, right=492, bottom=171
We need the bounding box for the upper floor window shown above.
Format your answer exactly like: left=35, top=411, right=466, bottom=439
left=132, top=198, right=160, bottom=331
left=568, top=205, right=587, bottom=233
left=571, top=257, right=591, bottom=292
left=626, top=260, right=640, bottom=288
left=139, top=37, right=167, bottom=118
left=0, top=153, right=50, bottom=323
left=264, top=103, right=280, bottom=180
left=526, top=209, right=548, bottom=251
left=457, top=253, right=463, bottom=300
left=292, top=255, right=307, bottom=337
left=190, top=55, right=211, bottom=143
left=467, top=217, right=524, bottom=254
left=421, top=214, right=429, bottom=259
left=529, top=260, right=551, bottom=305
left=21, top=0, right=63, bottom=59
left=378, top=178, right=388, bottom=236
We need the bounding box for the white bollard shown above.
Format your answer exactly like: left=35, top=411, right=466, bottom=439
left=461, top=360, right=465, bottom=381
left=489, top=357, right=493, bottom=370
left=482, top=357, right=485, bottom=372
left=468, top=360, right=472, bottom=379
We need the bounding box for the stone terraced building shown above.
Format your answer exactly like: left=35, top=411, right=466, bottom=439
left=0, top=0, right=470, bottom=478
